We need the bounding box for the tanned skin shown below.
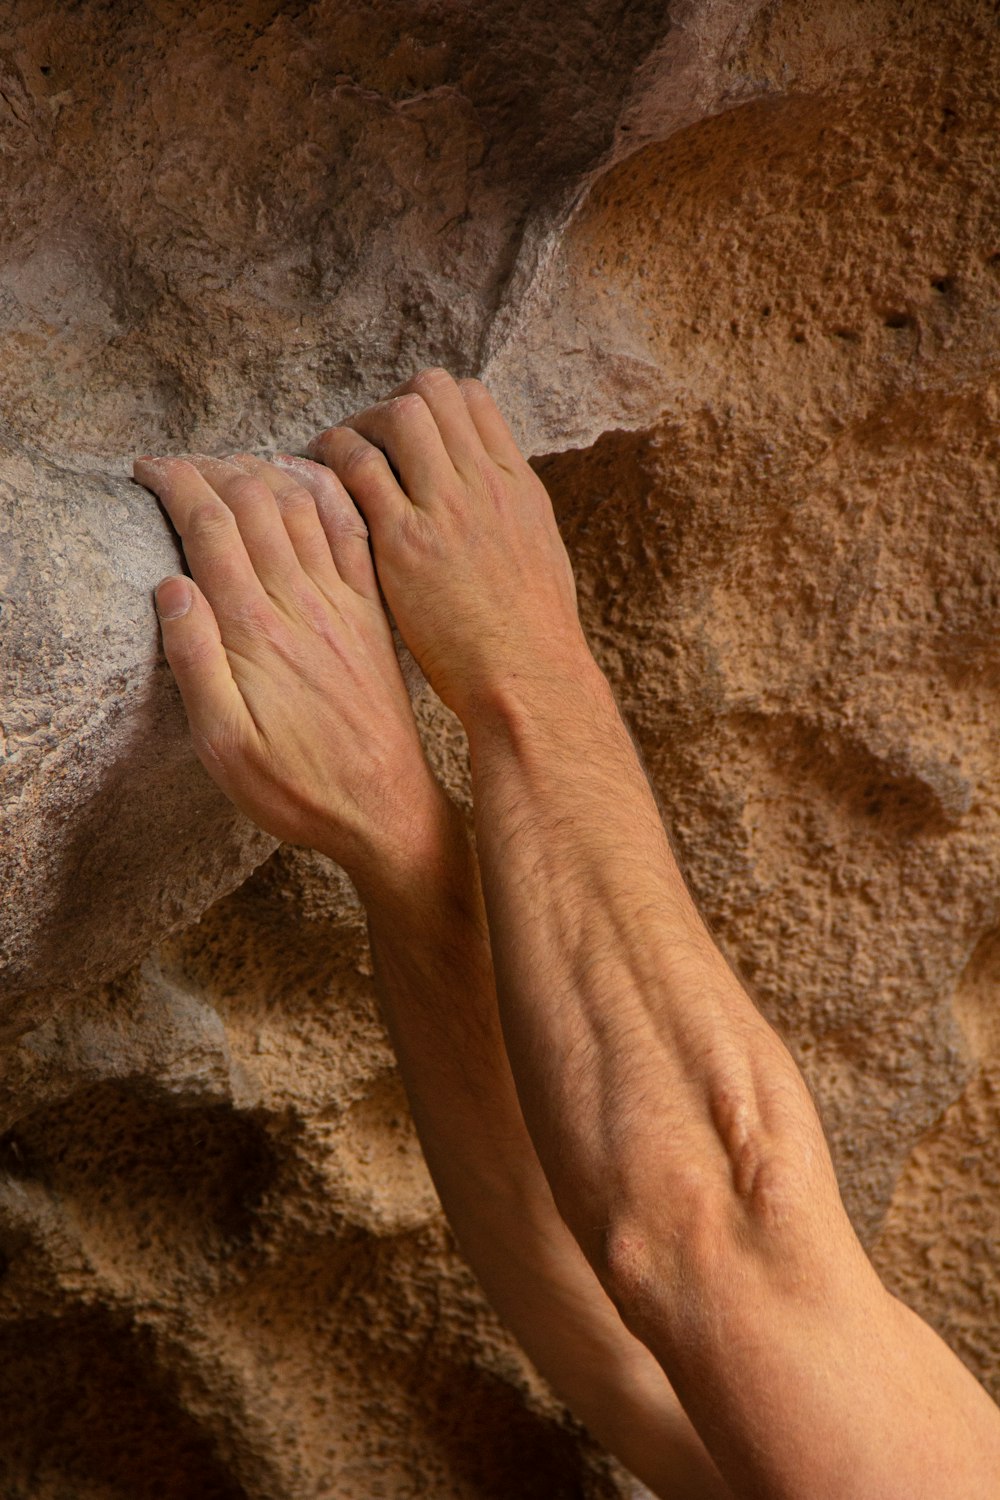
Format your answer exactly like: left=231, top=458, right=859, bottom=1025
left=136, top=368, right=1000, bottom=1499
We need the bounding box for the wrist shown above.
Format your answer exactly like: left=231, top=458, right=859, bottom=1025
left=338, top=784, right=474, bottom=925
left=462, top=645, right=618, bottom=762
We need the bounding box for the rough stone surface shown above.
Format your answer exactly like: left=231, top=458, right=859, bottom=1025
left=1, top=0, right=999, bottom=1494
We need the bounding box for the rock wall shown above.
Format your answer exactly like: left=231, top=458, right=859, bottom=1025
left=1, top=0, right=998, bottom=1495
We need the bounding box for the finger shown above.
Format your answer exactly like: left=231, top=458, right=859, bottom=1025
left=306, top=426, right=410, bottom=539
left=180, top=456, right=302, bottom=596
left=457, top=378, right=526, bottom=470
left=268, top=454, right=378, bottom=599
left=389, top=367, right=487, bottom=477
left=342, top=393, right=455, bottom=506
left=154, top=574, right=251, bottom=768
left=135, top=458, right=272, bottom=623
left=223, top=453, right=342, bottom=594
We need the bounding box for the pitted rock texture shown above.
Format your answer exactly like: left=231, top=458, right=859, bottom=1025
left=2, top=0, right=1000, bottom=1494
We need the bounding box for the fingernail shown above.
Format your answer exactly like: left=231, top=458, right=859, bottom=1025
left=155, top=576, right=192, bottom=620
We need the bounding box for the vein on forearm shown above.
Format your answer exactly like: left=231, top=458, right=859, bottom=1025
left=464, top=664, right=824, bottom=1270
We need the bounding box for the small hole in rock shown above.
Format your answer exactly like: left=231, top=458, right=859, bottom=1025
left=884, top=312, right=912, bottom=330
left=930, top=277, right=952, bottom=293
left=833, top=327, right=859, bottom=342
left=39, top=64, right=51, bottom=76
left=0, top=1134, right=28, bottom=1176
left=761, top=305, right=772, bottom=318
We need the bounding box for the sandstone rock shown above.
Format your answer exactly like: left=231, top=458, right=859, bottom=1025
left=0, top=0, right=706, bottom=1030
left=2, top=0, right=999, bottom=1494
left=0, top=440, right=276, bottom=1037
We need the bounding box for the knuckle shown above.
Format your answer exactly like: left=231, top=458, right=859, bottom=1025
left=226, top=475, right=271, bottom=508
left=292, top=585, right=337, bottom=640
left=397, top=504, right=434, bottom=550
left=390, top=392, right=427, bottom=420
left=343, top=442, right=385, bottom=477
left=187, top=499, right=235, bottom=541
left=328, top=505, right=370, bottom=543
left=277, top=481, right=316, bottom=516
left=476, top=460, right=513, bottom=508
left=229, top=594, right=276, bottom=638
left=438, top=483, right=470, bottom=518
left=311, top=467, right=360, bottom=515
left=171, top=633, right=218, bottom=676
left=312, top=427, right=344, bottom=459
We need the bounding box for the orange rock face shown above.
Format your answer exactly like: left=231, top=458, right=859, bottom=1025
left=1, top=0, right=998, bottom=1494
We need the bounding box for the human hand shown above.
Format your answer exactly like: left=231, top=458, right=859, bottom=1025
left=133, top=452, right=450, bottom=903
left=306, top=369, right=588, bottom=723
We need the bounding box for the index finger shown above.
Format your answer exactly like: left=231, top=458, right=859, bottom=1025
left=134, top=457, right=272, bottom=626
left=387, top=367, right=486, bottom=478
left=456, top=379, right=527, bottom=471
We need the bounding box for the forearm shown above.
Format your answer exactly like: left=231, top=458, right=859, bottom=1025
left=459, top=651, right=1000, bottom=1499
left=464, top=650, right=838, bottom=1284
left=363, top=799, right=731, bottom=1499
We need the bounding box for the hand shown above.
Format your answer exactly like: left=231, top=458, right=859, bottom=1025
left=133, top=452, right=450, bottom=902
left=307, top=369, right=588, bottom=722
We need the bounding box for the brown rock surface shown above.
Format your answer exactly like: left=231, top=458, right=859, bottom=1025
left=1, top=0, right=999, bottom=1494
